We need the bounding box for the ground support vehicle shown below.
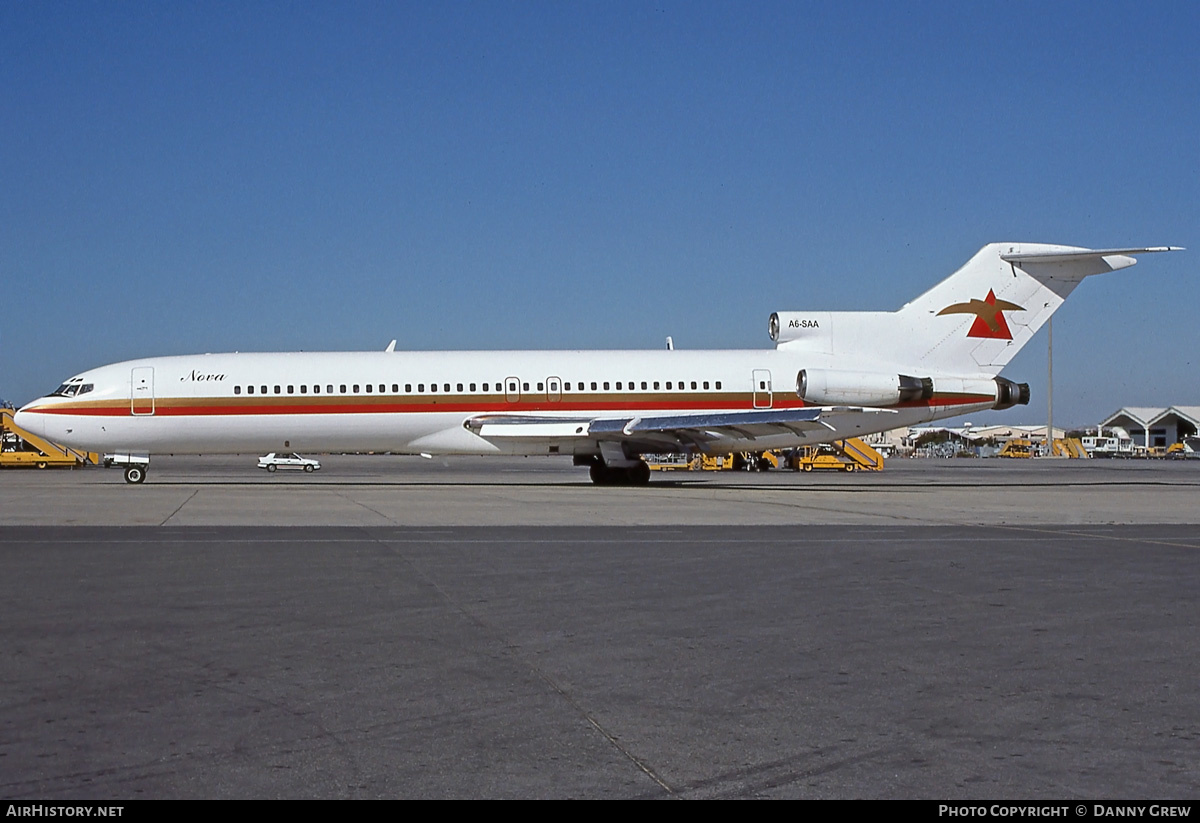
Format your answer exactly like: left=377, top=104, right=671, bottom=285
left=787, top=438, right=884, bottom=472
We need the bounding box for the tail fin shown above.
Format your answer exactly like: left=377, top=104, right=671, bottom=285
left=896, top=243, right=1179, bottom=375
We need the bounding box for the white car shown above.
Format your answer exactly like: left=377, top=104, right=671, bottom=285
left=257, top=453, right=321, bottom=473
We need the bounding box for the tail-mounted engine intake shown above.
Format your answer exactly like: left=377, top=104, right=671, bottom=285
left=797, top=369, right=934, bottom=407
left=769, top=312, right=830, bottom=344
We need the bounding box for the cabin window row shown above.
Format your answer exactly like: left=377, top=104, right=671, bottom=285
left=230, top=380, right=724, bottom=395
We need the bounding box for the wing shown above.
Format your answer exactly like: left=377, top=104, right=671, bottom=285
left=466, top=407, right=896, bottom=454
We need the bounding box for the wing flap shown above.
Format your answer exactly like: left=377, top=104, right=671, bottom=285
left=467, top=407, right=896, bottom=448
left=470, top=417, right=591, bottom=440
left=589, top=408, right=833, bottom=440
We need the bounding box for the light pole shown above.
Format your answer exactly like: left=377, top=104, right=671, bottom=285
left=1047, top=316, right=1054, bottom=457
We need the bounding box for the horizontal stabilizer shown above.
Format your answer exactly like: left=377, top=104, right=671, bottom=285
left=1000, top=246, right=1182, bottom=264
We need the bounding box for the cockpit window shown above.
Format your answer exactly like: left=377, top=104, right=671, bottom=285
left=48, top=380, right=93, bottom=398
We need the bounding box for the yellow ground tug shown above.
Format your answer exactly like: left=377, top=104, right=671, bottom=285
left=787, top=438, right=884, bottom=472
left=643, top=453, right=698, bottom=471
left=998, top=438, right=1036, bottom=458
left=999, top=436, right=1089, bottom=458
left=645, top=451, right=778, bottom=471
left=647, top=438, right=883, bottom=473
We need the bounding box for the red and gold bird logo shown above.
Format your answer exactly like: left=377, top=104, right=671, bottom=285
left=937, top=290, right=1025, bottom=340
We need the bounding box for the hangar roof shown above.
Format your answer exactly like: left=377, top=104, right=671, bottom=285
left=1102, top=406, right=1200, bottom=429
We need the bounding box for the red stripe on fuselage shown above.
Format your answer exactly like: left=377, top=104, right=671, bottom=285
left=28, top=392, right=994, bottom=417
left=33, top=397, right=794, bottom=417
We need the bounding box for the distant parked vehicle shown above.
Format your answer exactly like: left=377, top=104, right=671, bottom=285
left=1167, top=437, right=1200, bottom=460
left=1081, top=428, right=1135, bottom=458
left=257, top=453, right=321, bottom=473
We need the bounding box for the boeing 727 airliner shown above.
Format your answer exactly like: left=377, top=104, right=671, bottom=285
left=15, top=243, right=1179, bottom=484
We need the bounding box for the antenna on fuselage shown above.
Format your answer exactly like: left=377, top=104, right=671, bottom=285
left=665, top=336, right=674, bottom=351
left=385, top=340, right=396, bottom=353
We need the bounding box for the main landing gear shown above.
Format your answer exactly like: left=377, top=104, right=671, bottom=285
left=123, top=465, right=147, bottom=484
left=587, top=460, right=651, bottom=486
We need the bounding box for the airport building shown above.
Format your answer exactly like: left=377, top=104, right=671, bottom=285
left=1099, top=407, right=1200, bottom=449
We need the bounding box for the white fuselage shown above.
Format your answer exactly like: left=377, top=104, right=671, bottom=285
left=15, top=348, right=994, bottom=458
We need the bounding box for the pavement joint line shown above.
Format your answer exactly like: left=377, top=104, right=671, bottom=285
left=645, top=486, right=978, bottom=526
left=686, top=494, right=939, bottom=525
left=331, top=490, right=398, bottom=525
left=987, top=522, right=1200, bottom=550
left=366, top=530, right=677, bottom=796
left=157, top=490, right=198, bottom=526
left=668, top=744, right=903, bottom=800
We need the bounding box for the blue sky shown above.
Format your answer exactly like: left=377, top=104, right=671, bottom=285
left=3, top=1, right=1197, bottom=426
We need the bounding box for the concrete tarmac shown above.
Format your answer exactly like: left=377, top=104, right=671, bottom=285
left=1, top=458, right=1198, bottom=798
left=1, top=454, right=1198, bottom=526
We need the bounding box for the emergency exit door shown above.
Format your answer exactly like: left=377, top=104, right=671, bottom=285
left=752, top=369, right=772, bottom=409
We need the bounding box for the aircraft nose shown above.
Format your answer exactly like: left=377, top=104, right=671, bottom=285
left=13, top=407, right=44, bottom=438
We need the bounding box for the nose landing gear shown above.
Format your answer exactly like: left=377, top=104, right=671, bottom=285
left=105, top=453, right=151, bottom=484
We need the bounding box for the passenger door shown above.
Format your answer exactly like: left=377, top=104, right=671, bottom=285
left=131, top=367, right=155, bottom=415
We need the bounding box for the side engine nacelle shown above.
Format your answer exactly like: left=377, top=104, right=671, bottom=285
left=926, top=376, right=1030, bottom=410
left=797, top=369, right=933, bottom=406
left=796, top=369, right=1029, bottom=410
